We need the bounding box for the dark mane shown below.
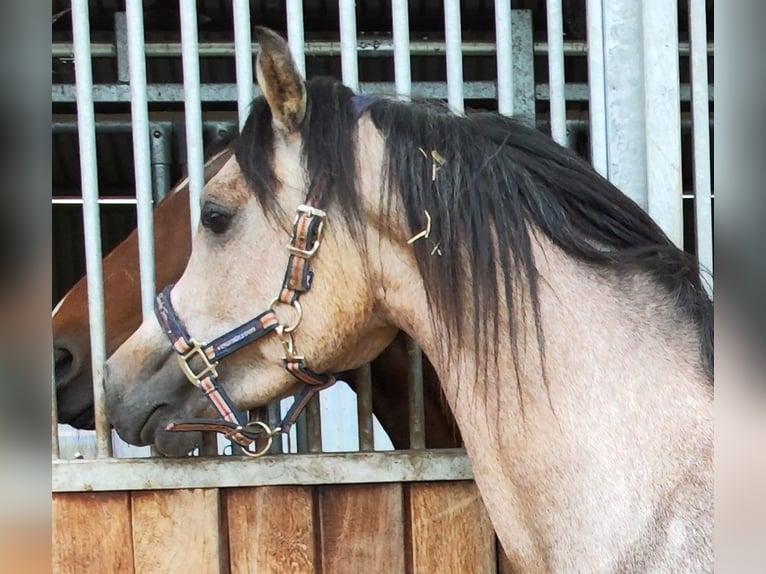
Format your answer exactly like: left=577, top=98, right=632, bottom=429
left=235, top=77, right=714, bottom=385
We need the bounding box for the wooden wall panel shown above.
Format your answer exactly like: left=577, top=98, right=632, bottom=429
left=225, top=486, right=316, bottom=574
left=131, top=488, right=224, bottom=574
left=53, top=492, right=134, bottom=574
left=318, top=484, right=405, bottom=574
left=407, top=481, right=496, bottom=573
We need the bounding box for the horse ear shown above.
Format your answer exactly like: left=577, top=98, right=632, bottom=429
left=254, top=26, right=306, bottom=134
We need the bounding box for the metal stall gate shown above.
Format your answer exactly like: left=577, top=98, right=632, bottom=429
left=52, top=1, right=713, bottom=572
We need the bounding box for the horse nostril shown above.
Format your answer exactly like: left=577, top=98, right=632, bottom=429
left=54, top=346, right=75, bottom=382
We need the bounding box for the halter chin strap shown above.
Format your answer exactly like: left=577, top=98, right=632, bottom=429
left=154, top=204, right=336, bottom=457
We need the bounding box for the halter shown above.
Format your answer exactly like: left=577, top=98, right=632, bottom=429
left=154, top=204, right=336, bottom=457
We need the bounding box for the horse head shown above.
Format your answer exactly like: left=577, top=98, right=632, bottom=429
left=105, top=28, right=403, bottom=455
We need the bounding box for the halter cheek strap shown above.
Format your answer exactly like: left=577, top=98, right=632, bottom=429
left=154, top=204, right=336, bottom=457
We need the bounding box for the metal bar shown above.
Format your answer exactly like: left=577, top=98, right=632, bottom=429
left=233, top=0, right=253, bottom=131
left=51, top=350, right=60, bottom=459
left=444, top=0, right=464, bottom=113
left=511, top=11, right=536, bottom=125
left=52, top=82, right=713, bottom=104
left=72, top=0, right=111, bottom=458
left=201, top=433, right=218, bottom=456
left=689, top=0, right=713, bottom=282
left=286, top=0, right=306, bottom=76
left=114, top=12, right=129, bottom=83
left=306, top=394, right=323, bottom=453
left=52, top=197, right=139, bottom=205
left=585, top=0, right=608, bottom=176
left=494, top=0, right=513, bottom=115
left=126, top=0, right=156, bottom=320
left=546, top=0, right=567, bottom=145
left=179, top=0, right=205, bottom=233
left=149, top=124, right=172, bottom=202
left=267, top=403, right=283, bottom=454
left=52, top=39, right=713, bottom=59
left=602, top=0, right=648, bottom=208
left=391, top=0, right=412, bottom=98
left=407, top=337, right=426, bottom=450
left=355, top=364, right=374, bottom=451
left=643, top=0, right=683, bottom=246
left=53, top=449, right=473, bottom=492
left=339, top=0, right=360, bottom=92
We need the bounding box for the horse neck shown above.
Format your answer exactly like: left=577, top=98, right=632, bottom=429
left=367, top=219, right=713, bottom=571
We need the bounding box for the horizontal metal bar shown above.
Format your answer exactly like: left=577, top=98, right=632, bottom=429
left=52, top=449, right=473, bottom=492
left=52, top=82, right=714, bottom=103
left=51, top=40, right=712, bottom=59
left=52, top=197, right=140, bottom=205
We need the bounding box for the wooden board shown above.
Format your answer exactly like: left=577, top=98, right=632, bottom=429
left=53, top=492, right=134, bottom=574
left=318, top=483, right=405, bottom=573
left=407, top=481, right=496, bottom=573
left=225, top=486, right=316, bottom=574
left=131, top=488, right=224, bottom=574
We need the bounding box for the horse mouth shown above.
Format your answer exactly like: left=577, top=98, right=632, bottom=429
left=67, top=405, right=95, bottom=430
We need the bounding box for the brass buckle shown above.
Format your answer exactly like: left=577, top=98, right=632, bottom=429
left=176, top=338, right=219, bottom=386
left=276, top=326, right=305, bottom=364
left=287, top=205, right=326, bottom=258
left=238, top=420, right=280, bottom=458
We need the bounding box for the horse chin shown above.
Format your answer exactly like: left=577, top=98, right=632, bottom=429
left=153, top=428, right=201, bottom=457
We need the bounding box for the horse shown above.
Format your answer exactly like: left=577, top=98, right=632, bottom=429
left=104, top=27, right=713, bottom=572
left=52, top=142, right=457, bottom=449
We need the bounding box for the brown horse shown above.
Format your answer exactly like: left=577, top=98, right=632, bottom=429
left=105, top=28, right=713, bottom=572
left=52, top=145, right=457, bottom=449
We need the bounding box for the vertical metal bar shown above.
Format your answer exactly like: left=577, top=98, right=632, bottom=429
left=339, top=0, right=359, bottom=92
left=114, top=12, right=129, bottom=83
left=511, top=11, right=536, bottom=125
left=179, top=0, right=205, bottom=233
left=602, top=0, right=648, bottom=208
left=267, top=403, right=283, bottom=454
left=391, top=0, right=412, bottom=98
left=444, top=0, right=465, bottom=113
left=233, top=0, right=254, bottom=131
left=494, top=0, right=513, bottom=115
left=51, top=350, right=60, bottom=459
left=585, top=0, right=608, bottom=176
left=72, top=0, right=112, bottom=458
left=150, top=123, right=172, bottom=202
left=306, top=395, right=323, bottom=453
left=126, top=0, right=156, bottom=320
left=286, top=0, right=306, bottom=76
left=689, top=0, right=713, bottom=281
left=407, top=338, right=426, bottom=449
left=546, top=0, right=567, bottom=145
left=201, top=433, right=218, bottom=456
left=295, top=410, right=308, bottom=453
left=355, top=364, right=374, bottom=451
left=643, top=0, right=682, bottom=246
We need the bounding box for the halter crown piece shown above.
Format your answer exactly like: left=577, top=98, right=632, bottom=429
left=154, top=204, right=336, bottom=457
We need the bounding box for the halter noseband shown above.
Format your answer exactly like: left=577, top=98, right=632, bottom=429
left=154, top=203, right=336, bottom=457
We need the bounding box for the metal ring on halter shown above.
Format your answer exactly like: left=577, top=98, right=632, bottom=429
left=239, top=420, right=280, bottom=458
left=269, top=298, right=303, bottom=333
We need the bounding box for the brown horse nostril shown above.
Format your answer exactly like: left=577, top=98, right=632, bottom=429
left=54, top=346, right=75, bottom=382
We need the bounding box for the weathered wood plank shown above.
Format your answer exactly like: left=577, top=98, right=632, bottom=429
left=53, top=492, right=134, bottom=574
left=318, top=483, right=405, bottom=573
left=131, top=488, right=224, bottom=574
left=407, top=481, right=496, bottom=573
left=226, top=486, right=316, bottom=574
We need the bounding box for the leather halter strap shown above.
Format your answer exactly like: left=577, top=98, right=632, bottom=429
left=154, top=204, right=336, bottom=456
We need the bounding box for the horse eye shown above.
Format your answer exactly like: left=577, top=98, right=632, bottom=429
left=201, top=204, right=233, bottom=235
